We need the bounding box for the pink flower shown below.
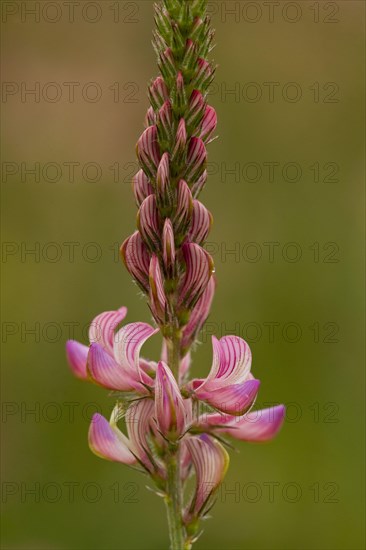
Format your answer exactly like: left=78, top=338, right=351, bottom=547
left=66, top=307, right=159, bottom=394
left=188, top=335, right=260, bottom=415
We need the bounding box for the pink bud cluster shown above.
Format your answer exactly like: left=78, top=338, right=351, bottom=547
left=121, top=69, right=217, bottom=357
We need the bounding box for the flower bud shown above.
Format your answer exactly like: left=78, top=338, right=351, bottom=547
left=162, top=218, right=175, bottom=274
left=186, top=90, right=206, bottom=131
left=171, top=118, right=187, bottom=166
left=192, top=58, right=214, bottom=91
left=182, top=39, right=197, bottom=72
left=185, top=137, right=207, bottom=183
left=173, top=179, right=193, bottom=241
left=144, top=106, right=156, bottom=128
left=149, top=255, right=167, bottom=324
left=188, top=200, right=212, bottom=245
left=120, top=231, right=150, bottom=293
left=156, top=153, right=174, bottom=213
left=158, top=48, right=176, bottom=83
left=133, top=170, right=153, bottom=207
left=178, top=242, right=214, bottom=310
left=136, top=126, right=161, bottom=180
left=148, top=76, right=169, bottom=111
left=157, top=100, right=174, bottom=146
left=181, top=277, right=215, bottom=351
left=137, top=195, right=160, bottom=252
left=171, top=71, right=187, bottom=117
left=199, top=105, right=217, bottom=143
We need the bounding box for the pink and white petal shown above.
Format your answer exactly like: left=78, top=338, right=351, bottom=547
left=185, top=434, right=229, bottom=520
left=196, top=379, right=260, bottom=416
left=125, top=399, right=157, bottom=473
left=216, top=335, right=252, bottom=385
left=195, top=335, right=221, bottom=390
left=88, top=307, right=127, bottom=354
left=114, top=322, right=159, bottom=379
left=198, top=335, right=252, bottom=391
left=155, top=362, right=187, bottom=438
left=180, top=439, right=193, bottom=481
left=87, top=343, right=149, bottom=393
left=66, top=340, right=89, bottom=380
left=88, top=413, right=136, bottom=465
left=224, top=405, right=286, bottom=442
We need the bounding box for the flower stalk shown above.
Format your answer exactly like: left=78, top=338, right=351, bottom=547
left=66, top=1, right=285, bottom=549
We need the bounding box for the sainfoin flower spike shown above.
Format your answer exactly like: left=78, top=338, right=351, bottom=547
left=66, top=2, right=285, bottom=549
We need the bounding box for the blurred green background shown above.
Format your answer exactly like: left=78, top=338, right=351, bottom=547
left=1, top=1, right=365, bottom=549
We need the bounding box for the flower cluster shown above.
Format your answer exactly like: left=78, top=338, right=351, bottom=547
left=67, top=309, right=285, bottom=539
left=67, top=1, right=285, bottom=547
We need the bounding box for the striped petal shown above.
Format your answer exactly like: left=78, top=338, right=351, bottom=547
left=178, top=242, right=214, bottom=310
left=88, top=413, right=136, bottom=465
left=133, top=170, right=153, bottom=207
left=181, top=277, right=215, bottom=351
left=171, top=118, right=187, bottom=165
left=200, top=335, right=252, bottom=390
left=125, top=399, right=159, bottom=473
left=185, top=434, right=229, bottom=522
left=144, top=106, right=156, bottom=128
left=114, top=322, right=159, bottom=379
left=185, top=137, right=207, bottom=184
left=88, top=307, right=127, bottom=355
left=199, top=406, right=285, bottom=442
left=188, top=200, right=212, bottom=245
left=157, top=100, right=173, bottom=143
left=156, top=153, right=174, bottom=211
left=186, top=90, right=206, bottom=129
left=120, top=231, right=150, bottom=293
left=149, top=255, right=167, bottom=324
left=148, top=76, right=169, bottom=111
left=137, top=195, right=160, bottom=251
left=199, top=105, right=217, bottom=143
left=162, top=218, right=175, bottom=273
left=66, top=340, right=89, bottom=380
left=173, top=179, right=193, bottom=240
left=195, top=379, right=260, bottom=416
left=136, top=126, right=161, bottom=179
left=87, top=343, right=150, bottom=393
left=155, top=361, right=187, bottom=439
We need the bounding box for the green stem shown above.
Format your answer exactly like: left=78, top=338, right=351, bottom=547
left=165, top=448, right=185, bottom=550
left=164, top=333, right=186, bottom=550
